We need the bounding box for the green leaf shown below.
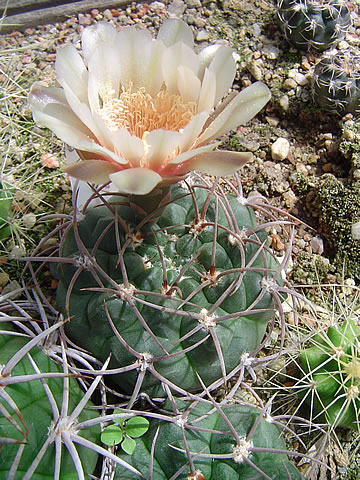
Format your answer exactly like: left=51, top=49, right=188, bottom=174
left=101, top=425, right=123, bottom=446
left=113, top=409, right=126, bottom=427
left=121, top=436, right=137, bottom=455
left=125, top=416, right=149, bottom=438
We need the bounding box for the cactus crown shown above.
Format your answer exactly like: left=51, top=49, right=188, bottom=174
left=277, top=0, right=351, bottom=52
left=312, top=52, right=360, bottom=116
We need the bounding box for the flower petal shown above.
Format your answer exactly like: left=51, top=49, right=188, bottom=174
left=195, top=81, right=271, bottom=146
left=109, top=168, right=162, bottom=195
left=177, top=65, right=201, bottom=104
left=197, top=69, right=217, bottom=113
left=178, top=112, right=208, bottom=152
left=145, top=130, right=182, bottom=169
left=187, top=150, right=252, bottom=176
left=64, top=160, right=119, bottom=183
left=86, top=40, right=123, bottom=102
left=55, top=44, right=89, bottom=105
left=162, top=43, right=199, bottom=95
left=112, top=129, right=144, bottom=167
left=81, top=21, right=118, bottom=64
left=157, top=18, right=194, bottom=47
left=207, top=46, right=236, bottom=105
left=167, top=142, right=219, bottom=167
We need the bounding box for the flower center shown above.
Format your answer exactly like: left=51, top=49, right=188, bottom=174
left=99, top=85, right=197, bottom=137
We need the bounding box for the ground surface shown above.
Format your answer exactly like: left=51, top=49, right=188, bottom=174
left=2, top=0, right=360, bottom=478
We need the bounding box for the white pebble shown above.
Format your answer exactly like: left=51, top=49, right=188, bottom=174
left=271, top=138, right=290, bottom=161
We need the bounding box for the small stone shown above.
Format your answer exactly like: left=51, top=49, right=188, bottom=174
left=297, top=238, right=306, bottom=249
left=283, top=78, right=297, bottom=90
left=196, top=29, right=210, bottom=42
left=270, top=233, right=285, bottom=251
left=9, top=245, right=26, bottom=260
left=168, top=0, right=187, bottom=16
left=78, top=14, right=91, bottom=25
left=283, top=189, right=297, bottom=209
left=265, top=116, right=280, bottom=127
left=293, top=72, right=308, bottom=86
left=103, top=9, right=113, bottom=19
left=279, top=95, right=289, bottom=111
left=271, top=138, right=290, bottom=161
left=338, top=40, right=349, bottom=50
left=22, top=213, right=36, bottom=229
left=262, top=44, right=280, bottom=59
left=185, top=0, right=201, bottom=6
left=322, top=162, right=332, bottom=173
left=301, top=59, right=311, bottom=70
left=2, top=280, right=22, bottom=298
left=0, top=272, right=9, bottom=288
left=252, top=23, right=261, bottom=36
left=111, top=9, right=121, bottom=17
left=343, top=129, right=355, bottom=141
left=310, top=237, right=324, bottom=254
left=247, top=60, right=262, bottom=81
left=40, top=153, right=59, bottom=168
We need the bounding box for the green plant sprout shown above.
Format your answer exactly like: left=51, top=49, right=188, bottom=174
left=101, top=413, right=149, bottom=454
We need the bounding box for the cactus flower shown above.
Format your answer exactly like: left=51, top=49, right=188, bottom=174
left=29, top=19, right=271, bottom=195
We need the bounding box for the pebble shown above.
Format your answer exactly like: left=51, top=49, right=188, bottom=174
left=252, top=23, right=261, bottom=36
left=1, top=280, right=22, bottom=299
left=168, top=0, right=187, bottom=16
left=279, top=95, right=289, bottom=111
left=0, top=272, right=9, bottom=288
left=21, top=213, right=36, bottom=229
left=40, top=153, right=59, bottom=168
left=196, top=29, right=210, bottom=42
left=246, top=60, right=262, bottom=81
left=283, top=189, right=297, bottom=209
left=293, top=72, right=308, bottom=86
left=185, top=0, right=201, bottom=6
left=262, top=44, right=280, bottom=59
left=310, top=237, right=324, bottom=255
left=271, top=138, right=290, bottom=161
left=283, top=78, right=297, bottom=90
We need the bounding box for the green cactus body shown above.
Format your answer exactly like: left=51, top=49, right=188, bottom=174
left=299, top=319, right=360, bottom=430
left=56, top=182, right=282, bottom=397
left=113, top=399, right=304, bottom=479
left=277, top=0, right=351, bottom=52
left=0, top=325, right=99, bottom=479
left=0, top=181, right=14, bottom=241
left=312, top=53, right=360, bottom=116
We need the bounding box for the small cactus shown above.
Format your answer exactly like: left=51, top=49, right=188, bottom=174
left=312, top=52, right=360, bottom=116
left=297, top=318, right=360, bottom=430
left=113, top=397, right=304, bottom=479
left=0, top=181, right=14, bottom=241
left=277, top=0, right=351, bottom=52
left=55, top=178, right=291, bottom=399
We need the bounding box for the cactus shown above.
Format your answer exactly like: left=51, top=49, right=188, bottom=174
left=312, top=52, right=360, bottom=116
left=297, top=318, right=360, bottom=430
left=277, top=0, right=351, bottom=52
left=0, top=321, right=101, bottom=479
left=0, top=181, right=14, bottom=241
left=113, top=397, right=304, bottom=479
left=55, top=178, right=290, bottom=398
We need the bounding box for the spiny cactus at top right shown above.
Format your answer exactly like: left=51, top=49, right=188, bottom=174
left=312, top=52, right=360, bottom=116
left=277, top=0, right=352, bottom=52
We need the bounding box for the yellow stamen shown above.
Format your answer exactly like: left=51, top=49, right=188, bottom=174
left=99, top=85, right=197, bottom=137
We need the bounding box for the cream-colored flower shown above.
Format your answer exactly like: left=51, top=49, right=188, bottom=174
left=29, top=19, right=271, bottom=195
